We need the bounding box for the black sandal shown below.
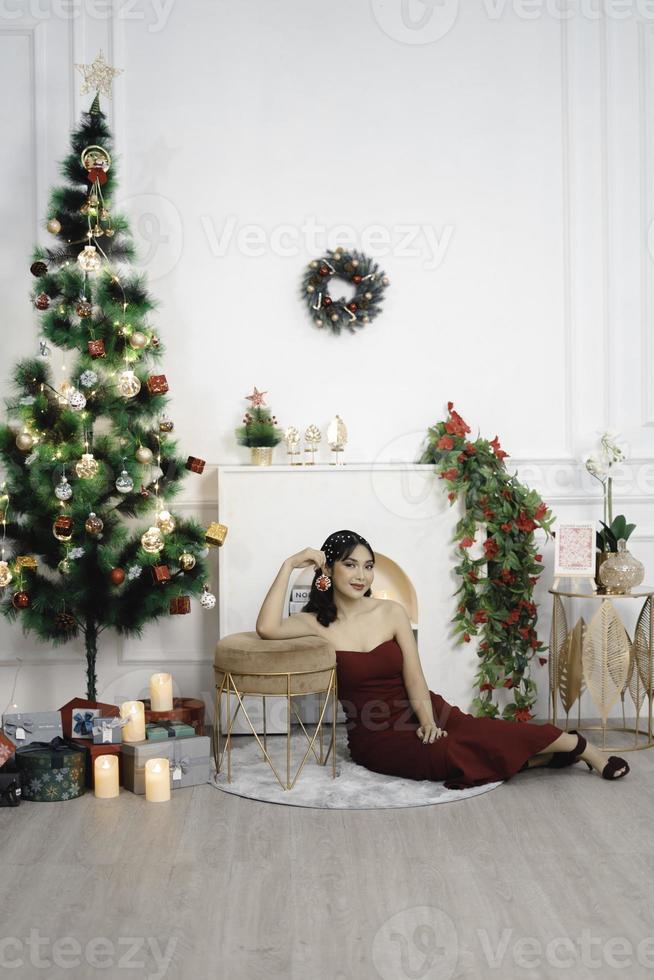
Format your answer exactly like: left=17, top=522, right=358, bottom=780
left=546, top=730, right=587, bottom=769
left=601, top=756, right=630, bottom=780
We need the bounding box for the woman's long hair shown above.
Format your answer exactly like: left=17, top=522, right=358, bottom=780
left=302, top=530, right=375, bottom=627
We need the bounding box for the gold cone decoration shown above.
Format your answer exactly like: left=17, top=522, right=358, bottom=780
left=582, top=600, right=631, bottom=726
left=558, top=617, right=585, bottom=716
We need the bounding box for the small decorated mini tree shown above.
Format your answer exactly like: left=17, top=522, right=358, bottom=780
left=235, top=387, right=282, bottom=465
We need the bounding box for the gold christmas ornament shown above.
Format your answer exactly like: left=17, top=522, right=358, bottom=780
left=53, top=516, right=73, bottom=542
left=75, top=453, right=99, bottom=479
left=135, top=445, right=153, bottom=465
left=47, top=217, right=61, bottom=234
left=84, top=512, right=104, bottom=535
left=129, top=331, right=149, bottom=350
left=77, top=245, right=102, bottom=272
left=15, top=431, right=35, bottom=452
left=141, top=525, right=165, bottom=554
left=205, top=522, right=228, bottom=547
left=58, top=558, right=71, bottom=575
left=179, top=552, right=196, bottom=571
left=116, top=369, right=141, bottom=398
left=0, top=561, right=13, bottom=587
left=15, top=556, right=37, bottom=570
left=155, top=509, right=176, bottom=535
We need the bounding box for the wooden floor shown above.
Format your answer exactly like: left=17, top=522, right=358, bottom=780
left=1, top=727, right=653, bottom=980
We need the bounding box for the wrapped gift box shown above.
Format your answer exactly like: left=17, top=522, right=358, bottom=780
left=92, top=717, right=126, bottom=745
left=121, top=735, right=211, bottom=795
left=143, top=697, right=205, bottom=735
left=59, top=698, right=120, bottom=739
left=70, top=739, right=123, bottom=789
left=15, top=737, right=86, bottom=801
left=145, top=721, right=196, bottom=741
left=0, top=730, right=16, bottom=768
left=2, top=711, right=63, bottom=748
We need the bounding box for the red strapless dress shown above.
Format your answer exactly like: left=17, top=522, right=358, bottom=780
left=335, top=638, right=564, bottom=790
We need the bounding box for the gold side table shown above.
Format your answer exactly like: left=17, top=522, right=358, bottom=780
left=548, top=588, right=653, bottom=751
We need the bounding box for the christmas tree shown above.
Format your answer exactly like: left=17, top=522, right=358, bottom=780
left=0, top=55, right=215, bottom=700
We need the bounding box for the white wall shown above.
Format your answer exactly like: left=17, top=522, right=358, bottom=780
left=0, top=2, right=652, bottom=724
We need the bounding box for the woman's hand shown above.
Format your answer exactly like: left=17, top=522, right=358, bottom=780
left=288, top=547, right=327, bottom=572
left=416, top=723, right=448, bottom=744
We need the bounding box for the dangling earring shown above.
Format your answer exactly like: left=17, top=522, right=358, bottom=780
left=316, top=572, right=332, bottom=592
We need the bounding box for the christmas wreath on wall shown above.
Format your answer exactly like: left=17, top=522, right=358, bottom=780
left=301, top=248, right=389, bottom=335
left=420, top=403, right=555, bottom=722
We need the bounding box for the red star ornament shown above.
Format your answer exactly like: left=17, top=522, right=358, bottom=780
left=245, top=387, right=268, bottom=407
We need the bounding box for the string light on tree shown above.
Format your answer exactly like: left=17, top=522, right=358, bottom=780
left=0, top=486, right=12, bottom=588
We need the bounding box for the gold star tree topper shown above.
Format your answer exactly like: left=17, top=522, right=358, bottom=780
left=245, top=387, right=268, bottom=407
left=75, top=50, right=123, bottom=100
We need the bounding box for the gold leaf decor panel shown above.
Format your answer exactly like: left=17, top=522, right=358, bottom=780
left=549, top=595, right=568, bottom=696
left=559, top=617, right=585, bottom=715
left=582, top=601, right=631, bottom=726
left=632, top=596, right=653, bottom=699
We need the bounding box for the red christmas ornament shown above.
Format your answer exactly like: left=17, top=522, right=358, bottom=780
left=87, top=339, right=106, bottom=358
left=109, top=568, right=125, bottom=586
left=146, top=374, right=168, bottom=395
left=35, top=293, right=50, bottom=311
left=323, top=296, right=333, bottom=307
left=347, top=302, right=358, bottom=312
left=12, top=591, right=30, bottom=610
left=170, top=595, right=191, bottom=615
left=352, top=274, right=363, bottom=284
left=316, top=574, right=332, bottom=592
left=185, top=456, right=206, bottom=474
left=318, top=266, right=330, bottom=277
left=151, top=565, right=171, bottom=585
left=87, top=167, right=108, bottom=186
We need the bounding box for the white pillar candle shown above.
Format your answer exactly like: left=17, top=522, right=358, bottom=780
left=149, top=672, right=173, bottom=711
left=94, top=755, right=119, bottom=798
left=120, top=700, right=146, bottom=742
left=145, top=758, right=171, bottom=802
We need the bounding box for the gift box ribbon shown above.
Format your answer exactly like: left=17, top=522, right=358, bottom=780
left=16, top=736, right=85, bottom=770
left=4, top=718, right=35, bottom=736
left=91, top=718, right=127, bottom=736
left=73, top=711, right=96, bottom=736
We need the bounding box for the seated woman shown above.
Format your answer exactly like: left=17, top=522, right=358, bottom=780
left=255, top=530, right=630, bottom=789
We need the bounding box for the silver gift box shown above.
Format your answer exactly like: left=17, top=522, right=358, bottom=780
left=120, top=735, right=211, bottom=795
left=2, top=711, right=63, bottom=747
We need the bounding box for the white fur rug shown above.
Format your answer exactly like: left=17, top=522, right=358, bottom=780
left=211, top=724, right=502, bottom=809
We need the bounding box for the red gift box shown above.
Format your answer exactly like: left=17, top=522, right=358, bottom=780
left=151, top=564, right=171, bottom=585
left=170, top=595, right=190, bottom=615
left=87, top=339, right=106, bottom=358
left=0, top=730, right=16, bottom=767
left=142, top=697, right=205, bottom=735
left=146, top=374, right=168, bottom=395
left=185, top=456, right=206, bottom=474
left=59, top=697, right=120, bottom=739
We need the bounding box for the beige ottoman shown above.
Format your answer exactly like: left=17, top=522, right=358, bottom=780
left=214, top=631, right=337, bottom=790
